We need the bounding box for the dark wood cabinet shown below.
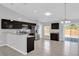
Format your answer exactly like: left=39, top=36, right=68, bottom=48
left=51, top=23, right=59, bottom=29
left=1, top=19, right=10, bottom=29
left=1, top=19, right=36, bottom=29
left=28, top=24, right=31, bottom=29
left=12, top=21, right=22, bottom=29
left=50, top=33, right=59, bottom=41
left=27, top=37, right=35, bottom=53
left=1, top=19, right=23, bottom=29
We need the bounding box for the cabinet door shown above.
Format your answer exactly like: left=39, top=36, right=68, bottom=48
left=28, top=24, right=31, bottom=29
left=50, top=33, right=59, bottom=41
left=12, top=21, right=22, bottom=29
left=27, top=37, right=34, bottom=53
left=1, top=19, right=10, bottom=29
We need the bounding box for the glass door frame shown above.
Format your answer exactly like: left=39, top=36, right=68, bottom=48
left=64, top=23, right=79, bottom=42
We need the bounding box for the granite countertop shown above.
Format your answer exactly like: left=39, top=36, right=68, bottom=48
left=2, top=31, right=35, bottom=38
left=27, top=35, right=35, bottom=37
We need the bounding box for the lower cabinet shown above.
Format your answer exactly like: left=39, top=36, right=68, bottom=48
left=50, top=33, right=59, bottom=41
left=27, top=37, right=35, bottom=53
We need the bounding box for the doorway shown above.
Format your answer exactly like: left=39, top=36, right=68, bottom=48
left=64, top=23, right=79, bottom=42
left=43, top=26, right=50, bottom=39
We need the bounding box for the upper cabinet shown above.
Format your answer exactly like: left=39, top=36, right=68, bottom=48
left=1, top=19, right=13, bottom=29
left=1, top=19, right=36, bottom=29
left=1, top=19, right=22, bottom=29
left=12, top=21, right=22, bottom=29
left=51, top=23, right=59, bottom=29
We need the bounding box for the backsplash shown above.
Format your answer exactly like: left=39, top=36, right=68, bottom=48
left=50, top=29, right=59, bottom=33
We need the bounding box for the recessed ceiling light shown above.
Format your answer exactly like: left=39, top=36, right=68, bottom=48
left=45, top=12, right=51, bottom=16
left=61, top=21, right=64, bottom=24
left=65, top=21, right=71, bottom=23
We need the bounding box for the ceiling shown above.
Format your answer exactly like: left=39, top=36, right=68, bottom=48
left=66, top=3, right=79, bottom=20
left=1, top=3, right=79, bottom=22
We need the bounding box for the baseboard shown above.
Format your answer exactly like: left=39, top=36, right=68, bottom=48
left=0, top=42, right=6, bottom=47
left=6, top=44, right=27, bottom=55
left=0, top=44, right=6, bottom=47
left=0, top=42, right=27, bottom=55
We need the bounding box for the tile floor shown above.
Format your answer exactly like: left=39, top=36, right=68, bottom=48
left=0, top=39, right=79, bottom=56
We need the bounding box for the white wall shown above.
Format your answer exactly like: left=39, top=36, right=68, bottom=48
left=38, top=23, right=43, bottom=39
left=59, top=22, right=64, bottom=41
left=7, top=33, right=27, bottom=54
left=0, top=5, right=38, bottom=45
left=0, top=5, right=38, bottom=23
left=0, top=20, right=8, bottom=45
left=42, top=21, right=64, bottom=41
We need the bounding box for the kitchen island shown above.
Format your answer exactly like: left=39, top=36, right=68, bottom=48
left=0, top=19, right=36, bottom=55
left=6, top=32, right=35, bottom=55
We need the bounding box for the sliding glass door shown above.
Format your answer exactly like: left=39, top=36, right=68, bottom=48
left=64, top=23, right=79, bottom=42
